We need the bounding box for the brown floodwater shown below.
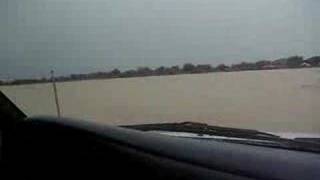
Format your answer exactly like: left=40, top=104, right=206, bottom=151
left=1, top=68, right=320, bottom=133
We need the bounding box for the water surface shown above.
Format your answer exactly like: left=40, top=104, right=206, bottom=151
left=1, top=68, right=320, bottom=133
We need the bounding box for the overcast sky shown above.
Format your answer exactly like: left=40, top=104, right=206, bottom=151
left=1, top=0, right=319, bottom=79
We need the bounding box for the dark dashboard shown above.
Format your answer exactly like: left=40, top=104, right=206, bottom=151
left=1, top=116, right=320, bottom=180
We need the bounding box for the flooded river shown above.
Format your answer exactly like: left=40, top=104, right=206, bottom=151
left=1, top=68, right=320, bottom=133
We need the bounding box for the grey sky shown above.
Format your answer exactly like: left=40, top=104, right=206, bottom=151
left=1, top=0, right=319, bottom=79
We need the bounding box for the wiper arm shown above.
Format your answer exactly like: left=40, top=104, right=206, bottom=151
left=123, top=122, right=280, bottom=141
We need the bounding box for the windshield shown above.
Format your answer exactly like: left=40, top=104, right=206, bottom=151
left=1, top=0, right=320, bottom=150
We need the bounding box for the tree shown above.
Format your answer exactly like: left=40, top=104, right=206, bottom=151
left=182, top=63, right=195, bottom=72
left=168, top=66, right=180, bottom=74
left=136, top=67, right=153, bottom=76
left=255, top=60, right=271, bottom=69
left=286, top=56, right=303, bottom=68
left=89, top=72, right=109, bottom=79
left=232, top=62, right=256, bottom=71
left=216, top=64, right=229, bottom=71
left=110, top=69, right=121, bottom=77
left=155, top=66, right=166, bottom=75
left=304, top=56, right=320, bottom=66
left=171, top=66, right=180, bottom=71
left=272, top=58, right=288, bottom=66
left=195, top=64, right=212, bottom=73
left=120, top=70, right=137, bottom=78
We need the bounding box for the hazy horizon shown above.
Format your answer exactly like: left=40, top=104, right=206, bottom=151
left=2, top=0, right=320, bottom=80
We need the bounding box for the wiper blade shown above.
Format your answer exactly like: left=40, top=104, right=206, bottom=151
left=123, top=122, right=320, bottom=153
left=122, top=122, right=280, bottom=141
left=220, top=138, right=320, bottom=153
left=294, top=138, right=320, bottom=145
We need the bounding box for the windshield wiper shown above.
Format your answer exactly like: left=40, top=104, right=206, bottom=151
left=123, top=122, right=280, bottom=141
left=294, top=138, right=320, bottom=145
left=123, top=122, right=320, bottom=153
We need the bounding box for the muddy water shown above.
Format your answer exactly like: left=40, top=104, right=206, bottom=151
left=1, top=68, right=320, bottom=133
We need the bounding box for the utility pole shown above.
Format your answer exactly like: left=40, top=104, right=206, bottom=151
left=51, top=70, right=61, bottom=117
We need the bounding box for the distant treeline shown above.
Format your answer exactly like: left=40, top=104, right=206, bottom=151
left=1, top=55, right=320, bottom=86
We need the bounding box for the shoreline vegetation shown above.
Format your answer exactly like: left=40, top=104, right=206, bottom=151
left=1, top=55, right=320, bottom=86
